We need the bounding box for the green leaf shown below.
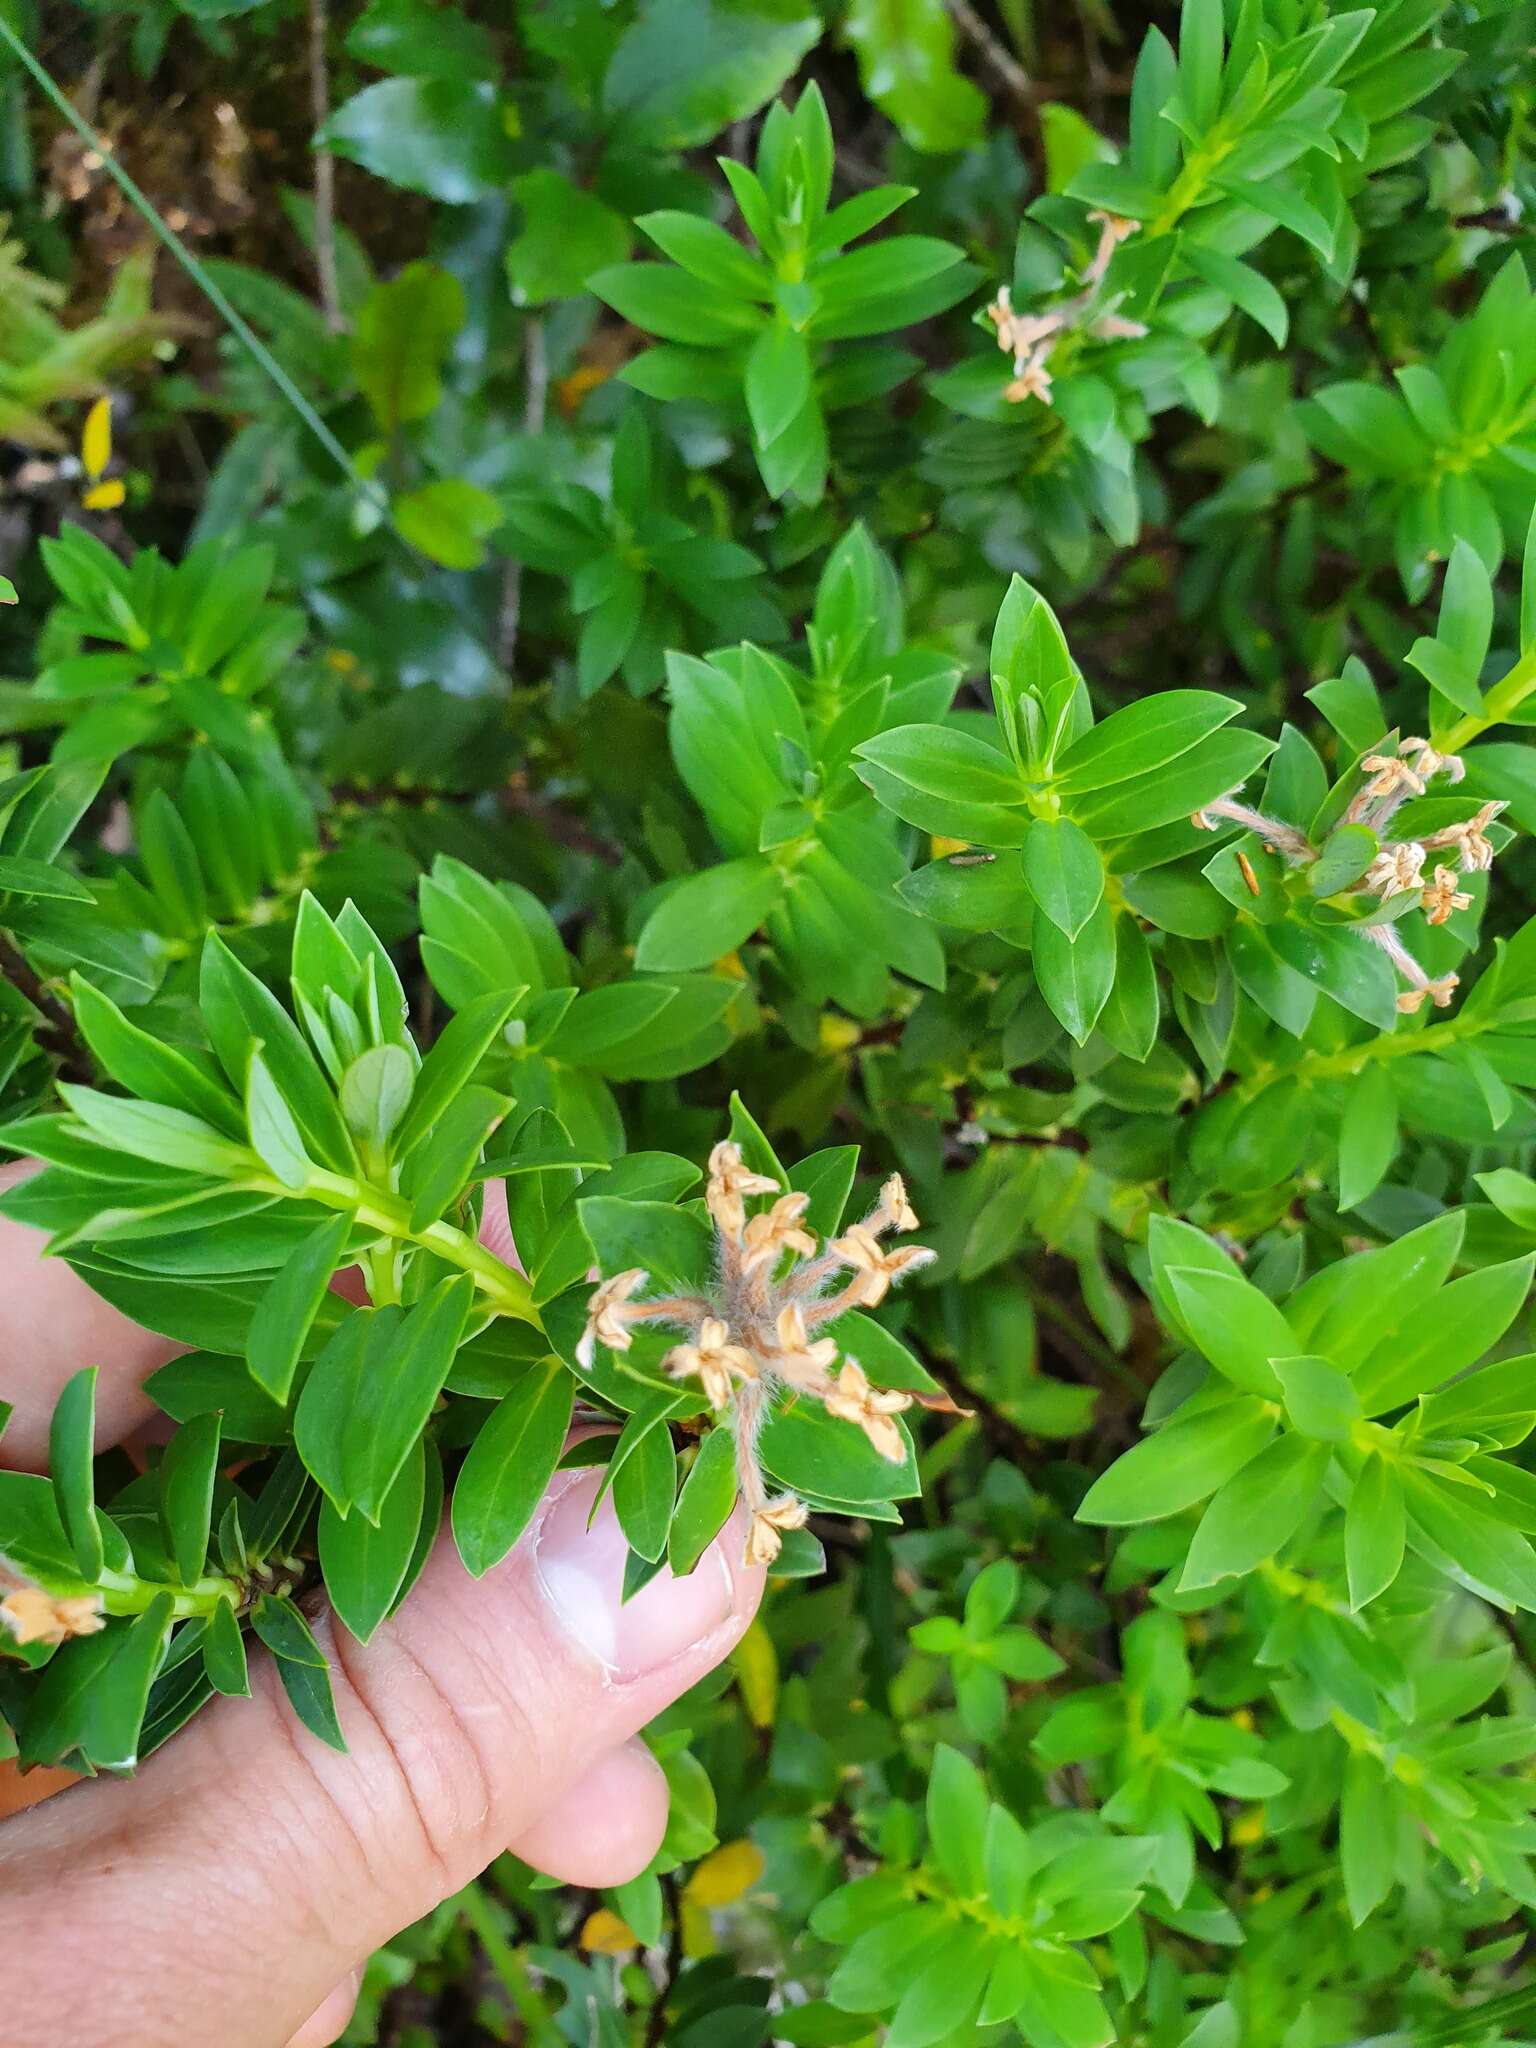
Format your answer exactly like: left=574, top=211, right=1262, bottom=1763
left=245, top=1046, right=313, bottom=1189
left=394, top=479, right=503, bottom=571
left=1054, top=691, right=1241, bottom=793
left=57, top=1085, right=254, bottom=1179
left=635, top=858, right=785, bottom=972
left=350, top=260, right=466, bottom=429
left=203, top=1597, right=251, bottom=1697
left=1178, top=0, right=1223, bottom=130
left=508, top=169, right=633, bottom=305
left=146, top=1353, right=290, bottom=1444
left=1022, top=816, right=1104, bottom=939
left=265, top=1628, right=347, bottom=1750
left=1033, top=897, right=1115, bottom=1044
left=1165, top=1266, right=1292, bottom=1396
left=843, top=0, right=985, bottom=153
left=339, top=1044, right=416, bottom=1150
left=200, top=934, right=355, bottom=1174
left=668, top=1425, right=740, bottom=1576
left=158, top=1413, right=221, bottom=1586
left=403, top=1082, right=510, bottom=1231
left=296, top=1283, right=472, bottom=1523
left=451, top=1360, right=574, bottom=1576
left=1181, top=241, right=1288, bottom=346
left=251, top=1592, right=328, bottom=1667
left=70, top=977, right=242, bottom=1138
left=246, top=1211, right=352, bottom=1402
left=1340, top=1752, right=1394, bottom=1926
left=1077, top=1398, right=1275, bottom=1524
left=604, top=0, right=820, bottom=151
left=614, top=1416, right=678, bottom=1563
left=574, top=1202, right=715, bottom=1309
left=1338, top=1062, right=1397, bottom=1211
left=1346, top=1455, right=1405, bottom=1610
left=0, top=854, right=92, bottom=900
left=49, top=1365, right=103, bottom=1582
left=590, top=263, right=765, bottom=346
left=1180, top=1435, right=1331, bottom=1588
left=319, top=1435, right=427, bottom=1643
left=926, top=1744, right=989, bottom=1896
left=1272, top=1355, right=1360, bottom=1442
left=321, top=78, right=515, bottom=203
left=90, top=1595, right=176, bottom=1771
left=746, top=322, right=813, bottom=448
left=396, top=990, right=516, bottom=1158
left=1098, top=915, right=1160, bottom=1061
left=1308, top=822, right=1378, bottom=896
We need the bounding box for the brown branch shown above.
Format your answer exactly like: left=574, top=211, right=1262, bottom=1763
left=942, top=0, right=1034, bottom=109
left=498, top=314, right=549, bottom=675
left=307, top=0, right=341, bottom=333
left=501, top=778, right=624, bottom=867
left=0, top=933, right=91, bottom=1083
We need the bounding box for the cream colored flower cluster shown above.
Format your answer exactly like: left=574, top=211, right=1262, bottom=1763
left=577, top=1145, right=935, bottom=1566
left=1192, top=735, right=1504, bottom=1016
left=984, top=212, right=1145, bottom=408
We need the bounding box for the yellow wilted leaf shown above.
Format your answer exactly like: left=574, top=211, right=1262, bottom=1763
left=930, top=834, right=969, bottom=858
left=81, top=479, right=125, bottom=512
left=579, top=1908, right=638, bottom=1954
left=679, top=1897, right=716, bottom=1958
left=81, top=396, right=112, bottom=480
left=685, top=1838, right=766, bottom=1909
left=1230, top=1805, right=1266, bottom=1846
left=818, top=1012, right=861, bottom=1054
left=731, top=1617, right=778, bottom=1728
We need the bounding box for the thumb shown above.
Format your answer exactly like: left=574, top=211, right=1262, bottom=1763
left=2, top=1468, right=762, bottom=2048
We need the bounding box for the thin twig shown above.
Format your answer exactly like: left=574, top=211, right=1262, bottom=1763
left=942, top=0, right=1034, bottom=108
left=307, top=0, right=341, bottom=334
left=498, top=313, right=548, bottom=674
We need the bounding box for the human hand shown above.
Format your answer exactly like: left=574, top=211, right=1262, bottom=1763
left=0, top=1170, right=764, bottom=2047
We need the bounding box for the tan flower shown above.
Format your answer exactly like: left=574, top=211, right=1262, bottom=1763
left=1424, top=800, right=1506, bottom=874
left=705, top=1140, right=780, bottom=1237
left=745, top=1495, right=809, bottom=1568
left=829, top=1223, right=935, bottom=1308
left=577, top=1268, right=649, bottom=1367
left=1398, top=737, right=1465, bottom=785
left=874, top=1172, right=919, bottom=1234
left=1395, top=972, right=1459, bottom=1015
left=1, top=1587, right=105, bottom=1648
left=1421, top=864, right=1472, bottom=926
left=1360, top=752, right=1426, bottom=802
left=824, top=1360, right=912, bottom=1463
left=1005, top=355, right=1054, bottom=406
left=740, top=1191, right=817, bottom=1278
left=1363, top=843, right=1425, bottom=899
left=984, top=287, right=1061, bottom=361
left=664, top=1317, right=756, bottom=1410
left=773, top=1303, right=839, bottom=1383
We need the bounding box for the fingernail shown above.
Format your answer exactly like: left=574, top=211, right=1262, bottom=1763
left=533, top=1469, right=736, bottom=1681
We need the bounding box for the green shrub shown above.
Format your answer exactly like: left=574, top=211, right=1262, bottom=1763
left=3, top=0, right=1536, bottom=2039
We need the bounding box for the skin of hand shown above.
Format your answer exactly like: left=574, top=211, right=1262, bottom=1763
left=0, top=1167, right=765, bottom=2047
